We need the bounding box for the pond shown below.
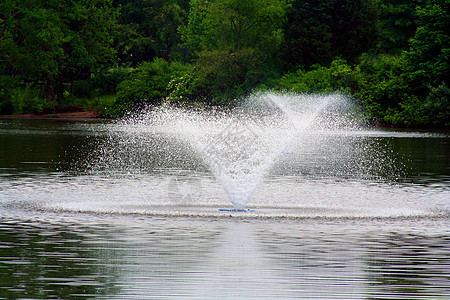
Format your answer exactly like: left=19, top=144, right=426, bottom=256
left=0, top=117, right=449, bottom=299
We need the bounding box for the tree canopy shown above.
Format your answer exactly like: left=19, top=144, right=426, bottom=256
left=181, top=0, right=288, bottom=54
left=114, top=0, right=187, bottom=66
left=404, top=0, right=449, bottom=92
left=178, top=0, right=289, bottom=102
left=0, top=0, right=448, bottom=127
left=0, top=0, right=119, bottom=102
left=282, top=0, right=379, bottom=69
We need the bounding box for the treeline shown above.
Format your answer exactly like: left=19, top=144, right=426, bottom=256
left=0, top=0, right=448, bottom=127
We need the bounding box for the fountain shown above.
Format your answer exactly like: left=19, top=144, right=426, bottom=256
left=94, top=91, right=398, bottom=211
left=0, top=92, right=448, bottom=300
left=1, top=90, right=440, bottom=219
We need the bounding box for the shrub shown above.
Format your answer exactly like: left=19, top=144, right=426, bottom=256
left=354, top=55, right=449, bottom=127
left=421, top=83, right=450, bottom=126
left=0, top=76, right=47, bottom=114
left=72, top=79, right=95, bottom=99
left=91, top=68, right=131, bottom=95
left=115, top=58, right=194, bottom=112
left=353, top=54, right=411, bottom=123
left=8, top=84, right=47, bottom=114
left=275, top=58, right=355, bottom=93
left=165, top=73, right=198, bottom=104
left=71, top=68, right=131, bottom=99
left=0, top=76, right=20, bottom=114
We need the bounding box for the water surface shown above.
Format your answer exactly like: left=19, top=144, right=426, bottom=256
left=0, top=119, right=449, bottom=299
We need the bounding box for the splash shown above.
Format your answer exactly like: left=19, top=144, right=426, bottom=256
left=177, top=92, right=355, bottom=208
left=95, top=92, right=369, bottom=209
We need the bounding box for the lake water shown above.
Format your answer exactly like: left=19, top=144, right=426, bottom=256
left=0, top=118, right=449, bottom=299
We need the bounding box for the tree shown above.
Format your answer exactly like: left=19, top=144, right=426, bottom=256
left=281, top=0, right=379, bottom=69
left=376, top=0, right=419, bottom=54
left=180, top=0, right=289, bottom=102
left=182, top=0, right=288, bottom=55
left=1, top=0, right=64, bottom=102
left=113, top=0, right=188, bottom=66
left=0, top=0, right=119, bottom=103
left=404, top=0, right=450, bottom=94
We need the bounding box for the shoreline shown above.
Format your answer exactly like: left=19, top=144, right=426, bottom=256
left=1, top=111, right=448, bottom=132
left=0, top=110, right=106, bottom=122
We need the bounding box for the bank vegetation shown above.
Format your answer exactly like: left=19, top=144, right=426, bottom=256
left=0, top=0, right=448, bottom=127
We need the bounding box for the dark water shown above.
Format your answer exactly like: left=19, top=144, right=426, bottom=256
left=0, top=119, right=449, bottom=299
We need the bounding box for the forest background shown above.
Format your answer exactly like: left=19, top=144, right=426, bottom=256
left=0, top=0, right=448, bottom=127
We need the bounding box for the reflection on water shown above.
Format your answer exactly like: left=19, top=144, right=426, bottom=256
left=0, top=119, right=449, bottom=299
left=0, top=215, right=448, bottom=299
left=0, top=219, right=122, bottom=298
left=364, top=232, right=449, bottom=298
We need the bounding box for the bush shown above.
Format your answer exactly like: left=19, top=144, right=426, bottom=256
left=72, top=79, right=95, bottom=99
left=72, top=68, right=131, bottom=99
left=165, top=73, right=198, bottom=104
left=353, top=55, right=449, bottom=127
left=353, top=54, right=411, bottom=124
left=421, top=83, right=450, bottom=126
left=91, top=68, right=131, bottom=95
left=0, top=76, right=20, bottom=114
left=0, top=75, right=47, bottom=114
left=381, top=84, right=450, bottom=128
left=7, top=85, right=47, bottom=114
left=115, top=58, right=194, bottom=112
left=382, top=95, right=424, bottom=126
left=275, top=58, right=355, bottom=93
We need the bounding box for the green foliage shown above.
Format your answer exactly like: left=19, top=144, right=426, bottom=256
left=380, top=95, right=423, bottom=126
left=376, top=0, right=419, bottom=54
left=115, top=58, right=194, bottom=111
left=421, top=83, right=450, bottom=126
left=335, top=52, right=448, bottom=128
left=404, top=0, right=450, bottom=94
left=54, top=68, right=130, bottom=103
left=0, top=76, right=48, bottom=114
left=0, top=0, right=119, bottom=102
left=114, top=0, right=187, bottom=65
left=181, top=0, right=289, bottom=55
left=0, top=0, right=448, bottom=128
left=71, top=80, right=95, bottom=100
left=282, top=0, right=379, bottom=69
left=6, top=85, right=47, bottom=114
left=165, top=72, right=198, bottom=103
left=274, top=53, right=449, bottom=128
left=179, top=0, right=209, bottom=55
left=192, top=48, right=273, bottom=104
left=0, top=75, right=19, bottom=112
left=60, top=93, right=117, bottom=115
left=91, top=68, right=132, bottom=96
left=275, top=59, right=355, bottom=93
left=0, top=0, right=65, bottom=82
left=180, top=0, right=289, bottom=104
left=380, top=84, right=450, bottom=127
left=353, top=54, right=410, bottom=122
left=362, top=0, right=450, bottom=127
